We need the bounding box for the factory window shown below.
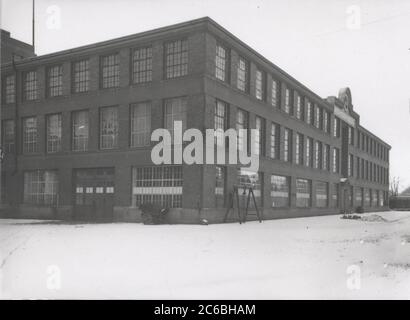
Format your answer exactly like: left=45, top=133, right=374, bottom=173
left=316, top=181, right=328, bottom=208
left=332, top=183, right=339, bottom=208
left=348, top=154, right=354, bottom=177
left=305, top=137, right=313, bottom=168
left=236, top=108, right=249, bottom=152
left=2, top=120, right=15, bottom=154
left=323, top=111, right=329, bottom=133
left=214, top=100, right=228, bottom=147
left=364, top=188, right=370, bottom=206
left=315, top=105, right=322, bottom=129
left=215, top=166, right=226, bottom=208
left=356, top=187, right=363, bottom=207
left=22, top=117, right=38, bottom=153
left=3, top=75, right=15, bottom=104
left=295, top=133, right=304, bottom=165
left=23, top=71, right=38, bottom=101
left=100, top=106, right=119, bottom=149
left=314, top=141, right=322, bottom=169
left=296, top=178, right=311, bottom=208
left=165, top=39, right=188, bottom=79
left=332, top=148, right=340, bottom=173
left=237, top=57, right=249, bottom=92
left=46, top=114, right=62, bottom=153
left=131, top=102, right=151, bottom=147
left=101, top=53, right=120, bottom=88
left=333, top=117, right=341, bottom=138
left=271, top=79, right=278, bottom=107
left=271, top=175, right=290, bottom=208
left=295, top=95, right=303, bottom=120
left=306, top=101, right=313, bottom=125
left=47, top=65, right=63, bottom=97
left=284, top=88, right=292, bottom=114
left=215, top=44, right=228, bottom=82
left=24, top=170, right=59, bottom=206
left=132, top=166, right=182, bottom=208
left=72, top=110, right=89, bottom=152
left=72, top=59, right=89, bottom=93
left=323, top=144, right=330, bottom=171
left=255, top=69, right=265, bottom=101
left=237, top=169, right=263, bottom=208
left=270, top=122, right=280, bottom=160
left=164, top=97, right=187, bottom=141
left=283, top=128, right=292, bottom=162
left=132, top=46, right=152, bottom=84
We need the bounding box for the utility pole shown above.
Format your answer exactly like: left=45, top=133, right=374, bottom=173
left=32, top=0, right=35, bottom=52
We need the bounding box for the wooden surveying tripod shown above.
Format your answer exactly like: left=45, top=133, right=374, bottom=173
left=223, top=184, right=262, bottom=224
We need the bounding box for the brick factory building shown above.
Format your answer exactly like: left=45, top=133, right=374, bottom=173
left=0, top=17, right=391, bottom=223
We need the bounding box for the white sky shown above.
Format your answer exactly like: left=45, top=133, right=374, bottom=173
left=1, top=0, right=410, bottom=191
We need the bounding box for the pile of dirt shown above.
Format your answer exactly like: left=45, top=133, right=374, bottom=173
left=360, top=214, right=389, bottom=222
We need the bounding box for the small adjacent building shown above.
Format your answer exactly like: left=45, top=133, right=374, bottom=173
left=0, top=17, right=391, bottom=223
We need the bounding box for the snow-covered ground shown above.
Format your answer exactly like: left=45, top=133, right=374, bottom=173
left=1, top=211, right=410, bottom=300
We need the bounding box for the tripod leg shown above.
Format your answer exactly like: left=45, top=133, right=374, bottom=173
left=235, top=190, right=241, bottom=224
left=251, top=189, right=262, bottom=223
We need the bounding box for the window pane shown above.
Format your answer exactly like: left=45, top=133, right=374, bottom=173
left=215, top=44, right=227, bottom=81
left=73, top=59, right=89, bottom=93
left=296, top=178, right=311, bottom=208
left=47, top=114, right=62, bottom=153
left=72, top=110, right=89, bottom=151
left=132, top=47, right=152, bottom=84
left=165, top=39, right=188, bottom=79
left=131, top=102, right=151, bottom=147
left=48, top=65, right=63, bottom=97
left=316, top=181, right=328, bottom=208
left=271, top=175, right=289, bottom=207
left=24, top=71, right=37, bottom=101
left=23, top=117, right=38, bottom=153
left=164, top=97, right=187, bottom=140
left=132, top=166, right=182, bottom=208
left=100, top=107, right=119, bottom=149
left=101, top=54, right=120, bottom=88
left=24, top=170, right=58, bottom=206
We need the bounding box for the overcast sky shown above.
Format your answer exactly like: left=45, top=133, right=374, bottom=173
left=1, top=0, right=409, bottom=191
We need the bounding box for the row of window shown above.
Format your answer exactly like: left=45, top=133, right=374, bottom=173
left=214, top=43, right=333, bottom=136
left=215, top=100, right=341, bottom=172
left=353, top=156, right=389, bottom=185
left=2, top=97, right=186, bottom=154
left=2, top=39, right=188, bottom=103
left=21, top=166, right=388, bottom=210
left=356, top=130, right=389, bottom=162
left=213, top=44, right=389, bottom=162
left=269, top=174, right=387, bottom=208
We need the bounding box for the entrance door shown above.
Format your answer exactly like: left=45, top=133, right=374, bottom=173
left=73, top=168, right=115, bottom=222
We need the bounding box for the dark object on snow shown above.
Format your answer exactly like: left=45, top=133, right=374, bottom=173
left=355, top=206, right=364, bottom=214
left=200, top=219, right=209, bottom=225
left=139, top=203, right=169, bottom=225
left=341, top=214, right=361, bottom=220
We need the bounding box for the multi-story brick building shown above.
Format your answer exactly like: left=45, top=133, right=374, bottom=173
left=0, top=17, right=390, bottom=223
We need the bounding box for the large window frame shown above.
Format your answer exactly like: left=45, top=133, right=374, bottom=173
left=72, top=110, right=89, bottom=152
left=72, top=59, right=90, bottom=93
left=130, top=101, right=151, bottom=147
left=46, top=113, right=62, bottom=153
left=165, top=39, right=188, bottom=79
left=100, top=106, right=119, bottom=150
left=47, top=65, right=63, bottom=97
left=100, top=53, right=120, bottom=88
left=132, top=46, right=153, bottom=84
